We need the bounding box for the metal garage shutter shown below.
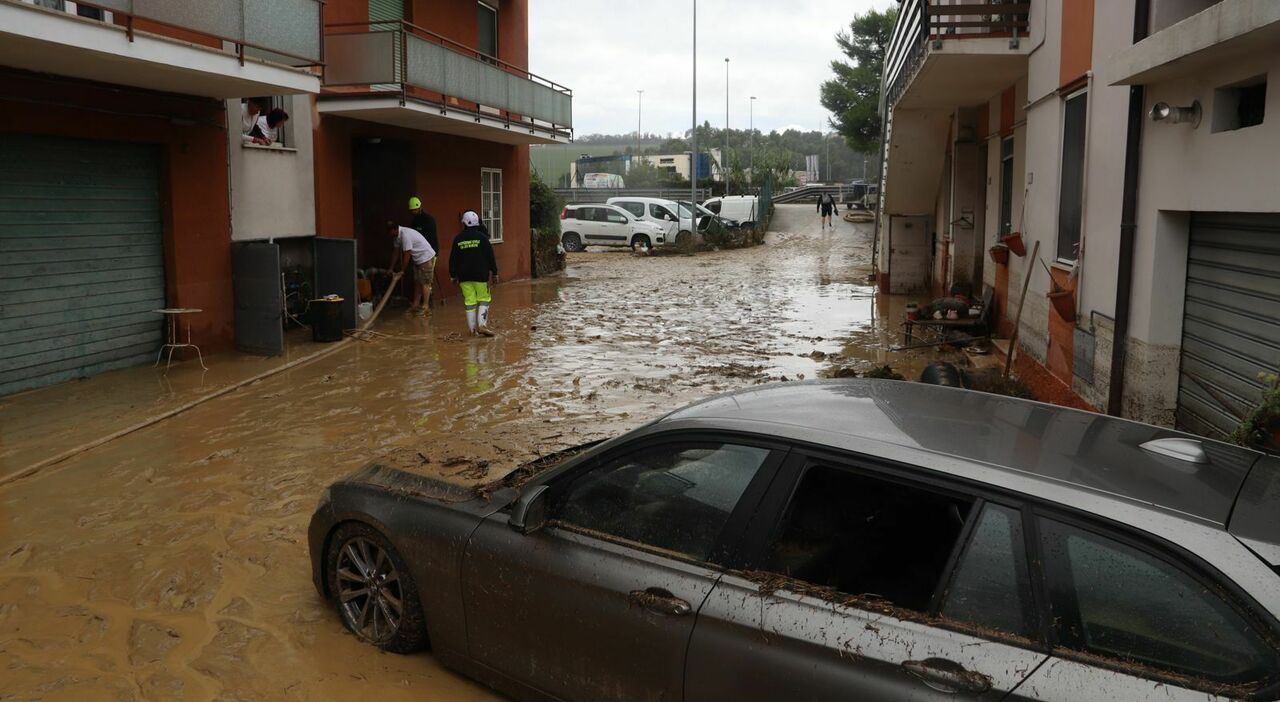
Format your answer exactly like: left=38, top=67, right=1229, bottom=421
left=0, top=134, right=165, bottom=396
left=1176, top=212, right=1280, bottom=439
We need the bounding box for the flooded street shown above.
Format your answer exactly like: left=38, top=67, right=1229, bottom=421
left=1, top=204, right=941, bottom=700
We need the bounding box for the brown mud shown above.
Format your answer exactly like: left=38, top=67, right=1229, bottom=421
left=0, top=204, right=956, bottom=700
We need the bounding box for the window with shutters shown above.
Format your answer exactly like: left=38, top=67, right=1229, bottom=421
left=478, top=3, right=498, bottom=60
left=481, top=168, right=503, bottom=243
left=1056, top=90, right=1088, bottom=262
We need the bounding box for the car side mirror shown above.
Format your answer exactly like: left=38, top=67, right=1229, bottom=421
left=508, top=485, right=550, bottom=534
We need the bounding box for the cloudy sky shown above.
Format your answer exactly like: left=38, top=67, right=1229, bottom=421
left=529, top=0, right=895, bottom=138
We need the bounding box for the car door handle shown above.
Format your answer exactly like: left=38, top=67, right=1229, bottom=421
left=902, top=658, right=992, bottom=694
left=628, top=587, right=692, bottom=617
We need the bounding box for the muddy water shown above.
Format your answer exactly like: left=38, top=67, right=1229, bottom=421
left=0, top=204, right=934, bottom=700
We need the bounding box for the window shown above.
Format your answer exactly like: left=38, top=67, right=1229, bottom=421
left=1056, top=91, right=1088, bottom=262
left=650, top=204, right=676, bottom=220
left=477, top=2, right=498, bottom=59
left=706, top=201, right=722, bottom=214
left=999, top=137, right=1015, bottom=237
left=940, top=503, right=1035, bottom=638
left=1212, top=76, right=1267, bottom=133
left=618, top=202, right=646, bottom=218
left=763, top=465, right=973, bottom=611
left=241, top=96, right=293, bottom=148
left=481, top=168, right=502, bottom=242
left=1039, top=519, right=1278, bottom=687
left=605, top=211, right=628, bottom=225
left=556, top=443, right=772, bottom=562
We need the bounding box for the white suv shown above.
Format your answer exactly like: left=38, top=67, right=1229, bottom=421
left=559, top=203, right=666, bottom=252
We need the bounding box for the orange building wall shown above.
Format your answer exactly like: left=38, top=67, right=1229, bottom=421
left=313, top=114, right=532, bottom=299
left=1059, top=0, right=1095, bottom=88
left=0, top=70, right=234, bottom=351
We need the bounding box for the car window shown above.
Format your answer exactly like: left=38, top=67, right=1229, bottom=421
left=618, top=202, right=645, bottom=218
left=605, top=210, right=629, bottom=225
left=564, top=208, right=579, bottom=221
left=575, top=207, right=594, bottom=221
left=706, top=201, right=722, bottom=214
left=763, top=464, right=974, bottom=611
left=1039, top=518, right=1278, bottom=686
left=940, top=503, right=1035, bottom=639
left=556, top=443, right=772, bottom=562
left=650, top=204, right=673, bottom=220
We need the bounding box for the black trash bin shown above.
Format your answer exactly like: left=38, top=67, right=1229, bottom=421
left=311, top=297, right=344, bottom=342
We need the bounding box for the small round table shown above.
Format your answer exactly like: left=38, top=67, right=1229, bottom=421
left=153, top=308, right=208, bottom=371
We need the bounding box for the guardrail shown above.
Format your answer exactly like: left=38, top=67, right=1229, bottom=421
left=324, top=20, right=572, bottom=138
left=56, top=0, right=323, bottom=67
left=881, top=0, right=1029, bottom=111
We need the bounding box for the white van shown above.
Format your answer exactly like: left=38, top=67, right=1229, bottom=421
left=606, top=196, right=700, bottom=246
left=559, top=203, right=665, bottom=251
left=581, top=172, right=625, bottom=189
left=702, top=195, right=760, bottom=227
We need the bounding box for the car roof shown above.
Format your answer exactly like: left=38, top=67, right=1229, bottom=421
left=662, top=379, right=1262, bottom=526
left=606, top=196, right=676, bottom=205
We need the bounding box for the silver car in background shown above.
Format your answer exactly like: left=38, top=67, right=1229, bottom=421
left=309, top=380, right=1280, bottom=701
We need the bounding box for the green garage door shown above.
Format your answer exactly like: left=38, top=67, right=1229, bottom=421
left=1176, top=213, right=1280, bottom=439
left=0, top=134, right=165, bottom=396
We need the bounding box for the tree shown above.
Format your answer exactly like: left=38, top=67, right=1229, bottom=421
left=820, top=8, right=897, bottom=154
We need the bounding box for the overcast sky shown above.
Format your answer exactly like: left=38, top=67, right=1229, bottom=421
left=529, top=0, right=894, bottom=138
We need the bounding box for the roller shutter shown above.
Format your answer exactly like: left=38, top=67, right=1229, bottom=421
left=0, top=134, right=165, bottom=396
left=1176, top=212, right=1280, bottom=439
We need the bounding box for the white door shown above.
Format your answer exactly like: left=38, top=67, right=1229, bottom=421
left=597, top=208, right=631, bottom=246
left=648, top=203, right=679, bottom=239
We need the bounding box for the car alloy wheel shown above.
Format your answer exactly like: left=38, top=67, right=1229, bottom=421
left=631, top=234, right=651, bottom=251
left=562, top=232, right=583, bottom=252
left=336, top=536, right=404, bottom=644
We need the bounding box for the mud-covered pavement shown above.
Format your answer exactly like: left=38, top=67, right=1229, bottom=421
left=0, top=204, right=940, bottom=700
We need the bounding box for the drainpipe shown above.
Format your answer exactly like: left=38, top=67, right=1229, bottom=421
left=1106, top=0, right=1151, bottom=417
left=1074, top=69, right=1094, bottom=320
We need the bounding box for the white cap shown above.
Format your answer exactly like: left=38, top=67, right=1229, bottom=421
left=462, top=211, right=480, bottom=227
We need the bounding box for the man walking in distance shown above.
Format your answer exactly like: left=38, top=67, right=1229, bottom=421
left=387, top=221, right=436, bottom=317
left=408, top=196, right=438, bottom=306
left=817, top=192, right=839, bottom=230
left=449, top=210, right=499, bottom=337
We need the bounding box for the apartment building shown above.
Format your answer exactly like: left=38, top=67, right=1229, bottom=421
left=1, top=0, right=572, bottom=391
left=877, top=0, right=1279, bottom=439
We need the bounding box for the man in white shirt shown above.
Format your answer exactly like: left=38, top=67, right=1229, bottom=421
left=388, top=222, right=437, bottom=317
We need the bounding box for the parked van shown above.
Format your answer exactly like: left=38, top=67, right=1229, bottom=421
left=606, top=196, right=698, bottom=246
left=559, top=203, right=665, bottom=252
left=702, top=195, right=760, bottom=227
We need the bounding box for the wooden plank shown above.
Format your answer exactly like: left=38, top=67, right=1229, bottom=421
left=0, top=321, right=162, bottom=362
left=0, top=289, right=165, bottom=324
left=0, top=254, right=163, bottom=279
left=2, top=243, right=163, bottom=266
left=0, top=265, right=163, bottom=293
left=0, top=311, right=160, bottom=346
left=0, top=274, right=166, bottom=305
left=0, top=233, right=163, bottom=252
left=929, top=20, right=1029, bottom=29
left=0, top=298, right=166, bottom=331
left=0, top=331, right=162, bottom=373
left=926, top=3, right=1029, bottom=14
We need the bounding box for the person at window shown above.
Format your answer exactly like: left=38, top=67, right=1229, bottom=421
left=240, top=99, right=263, bottom=138
left=249, top=108, right=289, bottom=146
left=408, top=196, right=439, bottom=308
left=449, top=210, right=499, bottom=337
left=817, top=192, right=838, bottom=230
left=387, top=221, right=437, bottom=318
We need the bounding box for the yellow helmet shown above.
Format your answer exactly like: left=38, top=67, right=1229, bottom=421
left=408, top=196, right=422, bottom=210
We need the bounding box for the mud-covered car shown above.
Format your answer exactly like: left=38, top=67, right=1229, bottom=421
left=309, top=380, right=1280, bottom=701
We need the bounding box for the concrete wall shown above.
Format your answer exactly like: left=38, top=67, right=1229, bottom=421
left=227, top=94, right=317, bottom=242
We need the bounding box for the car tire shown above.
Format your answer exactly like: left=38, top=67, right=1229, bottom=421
left=326, top=521, right=429, bottom=654
left=562, top=232, right=584, bottom=252
left=675, top=230, right=693, bottom=246
left=630, top=234, right=651, bottom=251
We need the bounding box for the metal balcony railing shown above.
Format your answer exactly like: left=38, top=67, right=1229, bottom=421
left=323, top=21, right=573, bottom=139
left=36, top=0, right=323, bottom=67
left=881, top=0, right=1030, bottom=111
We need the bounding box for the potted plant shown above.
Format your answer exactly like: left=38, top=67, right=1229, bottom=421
left=1231, top=372, right=1280, bottom=453
left=988, top=243, right=1010, bottom=265
left=1001, top=231, right=1027, bottom=257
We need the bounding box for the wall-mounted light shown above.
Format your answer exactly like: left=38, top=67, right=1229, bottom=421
left=1149, top=100, right=1201, bottom=128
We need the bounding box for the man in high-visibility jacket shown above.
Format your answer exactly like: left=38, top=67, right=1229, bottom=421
left=449, top=210, right=499, bottom=337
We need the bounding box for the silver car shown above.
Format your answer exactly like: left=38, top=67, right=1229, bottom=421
left=308, top=380, right=1280, bottom=701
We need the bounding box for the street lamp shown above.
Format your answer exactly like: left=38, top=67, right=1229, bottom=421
left=636, top=89, right=644, bottom=156
left=749, top=96, right=756, bottom=179
left=724, top=57, right=729, bottom=194
left=690, top=0, right=697, bottom=211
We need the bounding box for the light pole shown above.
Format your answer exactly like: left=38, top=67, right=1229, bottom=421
left=635, top=89, right=644, bottom=157
left=749, top=96, right=756, bottom=181
left=825, top=131, right=832, bottom=182
left=724, top=57, right=729, bottom=194
left=690, top=0, right=697, bottom=212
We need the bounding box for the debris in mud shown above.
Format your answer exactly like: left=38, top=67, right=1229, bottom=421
left=190, top=448, right=239, bottom=466
left=444, top=458, right=491, bottom=481
left=128, top=620, right=181, bottom=666
left=826, top=364, right=905, bottom=381
left=693, top=363, right=767, bottom=380
left=472, top=441, right=600, bottom=500
left=741, top=570, right=902, bottom=618
left=965, top=368, right=1035, bottom=399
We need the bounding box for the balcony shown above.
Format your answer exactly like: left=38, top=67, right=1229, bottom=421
left=0, top=0, right=321, bottom=97
left=1106, top=0, right=1280, bottom=86
left=319, top=21, right=572, bottom=145
left=880, top=0, right=1030, bottom=215
left=882, top=0, right=1031, bottom=111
